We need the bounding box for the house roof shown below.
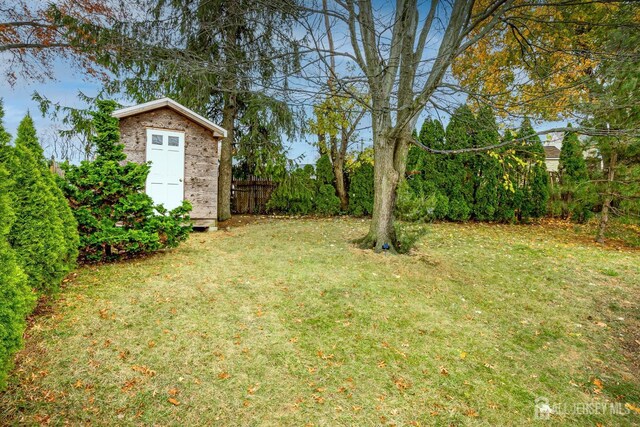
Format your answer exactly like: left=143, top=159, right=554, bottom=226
left=544, top=145, right=561, bottom=159
left=112, top=97, right=227, bottom=138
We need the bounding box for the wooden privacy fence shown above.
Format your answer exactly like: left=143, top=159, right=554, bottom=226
left=231, top=176, right=278, bottom=214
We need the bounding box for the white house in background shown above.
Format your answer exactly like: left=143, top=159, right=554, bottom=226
left=543, top=145, right=561, bottom=172
left=542, top=131, right=564, bottom=172
left=541, top=131, right=604, bottom=173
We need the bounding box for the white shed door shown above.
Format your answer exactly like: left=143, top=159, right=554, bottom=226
left=145, top=129, right=185, bottom=210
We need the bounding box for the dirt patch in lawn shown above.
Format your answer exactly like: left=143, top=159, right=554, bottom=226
left=217, top=214, right=272, bottom=229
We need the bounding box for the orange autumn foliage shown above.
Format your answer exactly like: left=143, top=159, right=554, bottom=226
left=453, top=1, right=620, bottom=119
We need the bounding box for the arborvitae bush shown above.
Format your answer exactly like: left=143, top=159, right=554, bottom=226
left=518, top=118, right=550, bottom=220
left=396, top=180, right=434, bottom=222
left=315, top=154, right=334, bottom=185
left=557, top=126, right=594, bottom=222
left=473, top=157, right=501, bottom=221
left=404, top=119, right=450, bottom=219
left=347, top=159, right=374, bottom=216
left=402, top=110, right=553, bottom=224
left=472, top=107, right=502, bottom=220
left=315, top=184, right=341, bottom=215
left=266, top=166, right=315, bottom=214
left=0, top=109, right=36, bottom=390
left=14, top=115, right=79, bottom=269
left=313, top=155, right=341, bottom=214
left=493, top=131, right=520, bottom=223
left=268, top=157, right=342, bottom=216
left=443, top=106, right=475, bottom=218
left=5, top=117, right=68, bottom=293
left=61, top=100, right=192, bottom=262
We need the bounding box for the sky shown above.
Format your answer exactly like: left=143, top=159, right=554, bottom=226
left=0, top=67, right=323, bottom=162
left=0, top=60, right=102, bottom=154
left=1, top=0, right=570, bottom=164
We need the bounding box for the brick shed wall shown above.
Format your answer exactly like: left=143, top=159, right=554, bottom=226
left=118, top=107, right=219, bottom=225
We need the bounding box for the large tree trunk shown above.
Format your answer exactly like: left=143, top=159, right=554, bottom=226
left=218, top=19, right=239, bottom=223
left=329, top=131, right=349, bottom=211
left=361, top=126, right=410, bottom=252
left=368, top=141, right=400, bottom=252
left=217, top=92, right=236, bottom=222
left=596, top=151, right=616, bottom=243
left=333, top=155, right=348, bottom=211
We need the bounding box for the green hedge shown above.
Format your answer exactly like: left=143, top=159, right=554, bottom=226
left=401, top=109, right=551, bottom=223
left=0, top=108, right=37, bottom=389
left=267, top=165, right=316, bottom=214
left=348, top=160, right=374, bottom=216
left=267, top=157, right=342, bottom=215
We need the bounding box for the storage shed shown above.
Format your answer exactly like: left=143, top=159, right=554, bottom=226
left=112, top=98, right=226, bottom=229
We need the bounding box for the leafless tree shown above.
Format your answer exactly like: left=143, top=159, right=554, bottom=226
left=301, top=0, right=640, bottom=252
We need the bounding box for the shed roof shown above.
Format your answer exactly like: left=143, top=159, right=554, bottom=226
left=112, top=97, right=227, bottom=138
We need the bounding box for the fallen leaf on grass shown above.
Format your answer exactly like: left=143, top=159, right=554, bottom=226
left=626, top=403, right=640, bottom=414
left=168, top=388, right=179, bottom=397
left=440, top=366, right=449, bottom=376
left=218, top=372, right=231, bottom=380
left=394, top=377, right=412, bottom=391
left=168, top=398, right=180, bottom=406
left=131, top=365, right=156, bottom=377
left=317, top=351, right=334, bottom=360
left=465, top=408, right=479, bottom=417
left=121, top=378, right=139, bottom=393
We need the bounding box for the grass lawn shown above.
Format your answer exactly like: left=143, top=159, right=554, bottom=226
left=1, top=218, right=639, bottom=425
